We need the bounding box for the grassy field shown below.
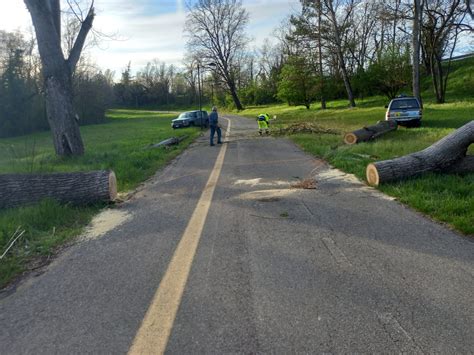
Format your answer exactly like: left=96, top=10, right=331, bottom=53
left=237, top=98, right=473, bottom=236
left=0, top=110, right=200, bottom=288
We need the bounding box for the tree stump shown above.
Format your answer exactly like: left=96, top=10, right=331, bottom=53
left=0, top=170, right=117, bottom=209
left=344, top=120, right=398, bottom=145
left=366, top=120, right=474, bottom=186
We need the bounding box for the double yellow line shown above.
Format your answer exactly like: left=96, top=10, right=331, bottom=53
left=129, top=119, right=231, bottom=354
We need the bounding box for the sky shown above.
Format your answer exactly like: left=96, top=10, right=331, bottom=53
left=0, top=0, right=301, bottom=76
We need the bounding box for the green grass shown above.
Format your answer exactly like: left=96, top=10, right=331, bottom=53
left=0, top=109, right=201, bottom=287
left=236, top=100, right=474, bottom=236
left=422, top=56, right=474, bottom=102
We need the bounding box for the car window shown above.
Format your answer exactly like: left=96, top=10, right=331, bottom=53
left=390, top=99, right=419, bottom=110
left=178, top=112, right=193, bottom=118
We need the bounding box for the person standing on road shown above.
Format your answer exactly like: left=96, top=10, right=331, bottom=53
left=209, top=106, right=222, bottom=146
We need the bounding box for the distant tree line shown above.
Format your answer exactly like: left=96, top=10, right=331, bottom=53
left=185, top=0, right=473, bottom=110
left=114, top=60, right=200, bottom=108
left=0, top=30, right=113, bottom=138
left=2, top=0, right=472, bottom=140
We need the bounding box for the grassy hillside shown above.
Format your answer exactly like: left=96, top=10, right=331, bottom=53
left=422, top=56, right=474, bottom=101
left=0, top=110, right=200, bottom=288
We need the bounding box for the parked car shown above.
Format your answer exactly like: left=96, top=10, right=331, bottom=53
left=171, top=110, right=209, bottom=129
left=385, top=96, right=422, bottom=127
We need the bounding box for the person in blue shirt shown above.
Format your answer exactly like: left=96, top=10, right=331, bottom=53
left=209, top=106, right=222, bottom=146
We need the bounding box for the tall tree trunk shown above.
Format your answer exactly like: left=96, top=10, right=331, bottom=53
left=45, top=70, right=84, bottom=155
left=24, top=0, right=94, bottom=156
left=326, top=0, right=356, bottom=107
left=430, top=54, right=444, bottom=104
left=338, top=52, right=356, bottom=107
left=317, top=0, right=326, bottom=109
left=412, top=0, right=422, bottom=106
left=392, top=0, right=400, bottom=48
left=434, top=56, right=445, bottom=103
left=228, top=79, right=243, bottom=110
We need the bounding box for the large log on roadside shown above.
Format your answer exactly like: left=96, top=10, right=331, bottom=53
left=448, top=155, right=474, bottom=174
left=0, top=170, right=117, bottom=209
left=344, top=120, right=398, bottom=145
left=366, top=120, right=474, bottom=186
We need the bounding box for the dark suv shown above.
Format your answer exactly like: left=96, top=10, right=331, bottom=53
left=385, top=96, right=422, bottom=127
left=172, top=111, right=209, bottom=129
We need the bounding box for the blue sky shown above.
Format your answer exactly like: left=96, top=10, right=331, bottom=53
left=0, top=0, right=301, bottom=76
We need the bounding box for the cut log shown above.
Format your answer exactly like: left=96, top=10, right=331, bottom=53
left=0, top=170, right=117, bottom=209
left=448, top=155, right=474, bottom=174
left=344, top=120, right=398, bottom=145
left=366, top=120, right=474, bottom=186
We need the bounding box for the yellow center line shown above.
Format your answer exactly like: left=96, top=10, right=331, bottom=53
left=128, top=118, right=232, bottom=355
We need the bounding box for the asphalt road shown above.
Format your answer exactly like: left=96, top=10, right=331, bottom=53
left=1, top=115, right=473, bottom=353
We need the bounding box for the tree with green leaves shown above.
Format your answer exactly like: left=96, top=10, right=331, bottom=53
left=366, top=45, right=412, bottom=99
left=277, top=56, right=319, bottom=109
left=289, top=0, right=328, bottom=109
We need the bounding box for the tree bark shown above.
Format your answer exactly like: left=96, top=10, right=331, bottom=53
left=24, top=0, right=94, bottom=156
left=44, top=68, right=85, bottom=155
left=325, top=0, right=356, bottom=107
left=317, top=0, right=326, bottom=110
left=228, top=79, right=243, bottom=110
left=412, top=0, right=422, bottom=105
left=0, top=170, right=117, bottom=209
left=366, top=120, right=474, bottom=185
left=449, top=155, right=474, bottom=174
left=344, top=120, right=398, bottom=145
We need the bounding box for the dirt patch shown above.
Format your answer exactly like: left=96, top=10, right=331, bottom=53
left=80, top=209, right=132, bottom=241
left=274, top=122, right=341, bottom=135
left=291, top=178, right=317, bottom=189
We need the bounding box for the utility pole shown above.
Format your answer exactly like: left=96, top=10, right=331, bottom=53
left=197, top=63, right=203, bottom=130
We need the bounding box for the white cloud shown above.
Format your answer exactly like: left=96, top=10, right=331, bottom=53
left=0, top=1, right=31, bottom=32
left=0, top=0, right=301, bottom=77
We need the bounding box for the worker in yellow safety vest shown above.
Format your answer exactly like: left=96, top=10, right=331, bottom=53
left=257, top=113, right=270, bottom=135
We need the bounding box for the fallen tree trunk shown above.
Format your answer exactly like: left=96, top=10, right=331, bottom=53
left=366, top=120, right=474, bottom=185
left=148, top=135, right=188, bottom=149
left=0, top=170, right=117, bottom=209
left=344, top=120, right=398, bottom=145
left=448, top=155, right=474, bottom=174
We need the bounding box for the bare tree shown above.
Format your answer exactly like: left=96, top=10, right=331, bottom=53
left=412, top=0, right=422, bottom=105
left=421, top=0, right=473, bottom=103
left=467, top=0, right=473, bottom=18
left=24, top=0, right=95, bottom=156
left=345, top=0, right=379, bottom=72
left=185, top=0, right=249, bottom=110
left=322, top=0, right=357, bottom=107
